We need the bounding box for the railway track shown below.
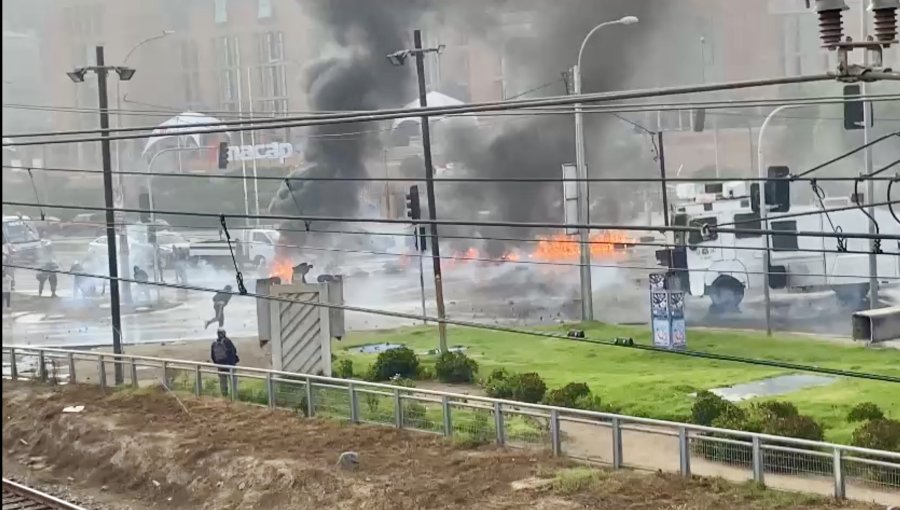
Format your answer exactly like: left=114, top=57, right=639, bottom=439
left=2, top=479, right=87, bottom=510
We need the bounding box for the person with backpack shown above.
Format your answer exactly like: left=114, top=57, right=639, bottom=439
left=210, top=328, right=239, bottom=396
left=204, top=285, right=233, bottom=329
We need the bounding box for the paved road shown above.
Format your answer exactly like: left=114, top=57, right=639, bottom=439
left=4, top=238, right=895, bottom=347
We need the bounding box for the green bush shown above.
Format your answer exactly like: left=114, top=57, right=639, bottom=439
left=691, top=390, right=743, bottom=427
left=752, top=400, right=799, bottom=420
left=334, top=359, right=354, bottom=379
left=765, top=415, right=824, bottom=441
left=404, top=401, right=427, bottom=422
left=415, top=364, right=434, bottom=380
left=367, top=347, right=419, bottom=381
left=852, top=418, right=900, bottom=452
left=483, top=368, right=513, bottom=399
left=434, top=351, right=478, bottom=383
left=508, top=372, right=547, bottom=404
left=847, top=402, right=885, bottom=423
left=543, top=382, right=591, bottom=408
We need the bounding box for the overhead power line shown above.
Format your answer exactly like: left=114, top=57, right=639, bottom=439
left=5, top=262, right=898, bottom=384
left=7, top=92, right=900, bottom=127
left=4, top=200, right=898, bottom=242
left=4, top=163, right=899, bottom=183
left=1, top=73, right=841, bottom=147
left=20, top=216, right=899, bottom=261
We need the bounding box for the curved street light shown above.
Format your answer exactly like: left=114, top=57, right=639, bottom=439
left=571, top=15, right=639, bottom=322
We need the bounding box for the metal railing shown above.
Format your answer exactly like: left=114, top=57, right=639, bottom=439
left=3, top=345, right=899, bottom=505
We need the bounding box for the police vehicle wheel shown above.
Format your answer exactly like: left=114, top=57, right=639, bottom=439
left=708, top=276, right=744, bottom=314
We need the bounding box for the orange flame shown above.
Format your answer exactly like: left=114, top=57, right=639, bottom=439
left=270, top=258, right=294, bottom=283
left=532, top=231, right=633, bottom=261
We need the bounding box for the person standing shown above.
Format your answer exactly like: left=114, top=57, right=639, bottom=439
left=210, top=328, right=239, bottom=396
left=205, top=285, right=233, bottom=329
left=2, top=268, right=13, bottom=309
left=36, top=260, right=59, bottom=297
left=133, top=265, right=150, bottom=301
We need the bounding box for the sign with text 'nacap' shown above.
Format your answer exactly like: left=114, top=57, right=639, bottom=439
left=228, top=142, right=293, bottom=162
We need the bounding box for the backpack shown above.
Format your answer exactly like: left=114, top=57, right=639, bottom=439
left=212, top=340, right=229, bottom=364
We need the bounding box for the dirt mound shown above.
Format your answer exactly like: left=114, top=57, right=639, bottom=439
left=3, top=383, right=561, bottom=509
left=2, top=383, right=879, bottom=509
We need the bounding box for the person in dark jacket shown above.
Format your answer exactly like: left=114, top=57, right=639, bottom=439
left=210, top=328, right=239, bottom=396
left=204, top=285, right=233, bottom=329
left=36, top=260, right=59, bottom=297
left=133, top=265, right=150, bottom=301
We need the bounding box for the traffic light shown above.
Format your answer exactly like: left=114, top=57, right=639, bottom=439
left=217, top=141, right=230, bottom=169
left=405, top=185, right=421, bottom=220
left=750, top=166, right=791, bottom=213
left=139, top=191, right=151, bottom=223
left=843, top=84, right=869, bottom=131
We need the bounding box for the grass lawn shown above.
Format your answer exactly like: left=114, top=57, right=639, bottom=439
left=333, top=322, right=900, bottom=444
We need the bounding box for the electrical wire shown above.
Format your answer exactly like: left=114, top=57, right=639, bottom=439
left=24, top=217, right=899, bottom=278
left=717, top=199, right=899, bottom=228
left=888, top=176, right=900, bottom=226
left=4, top=262, right=898, bottom=383
left=6, top=163, right=900, bottom=183
left=22, top=216, right=899, bottom=261
left=12, top=92, right=900, bottom=123
left=6, top=199, right=899, bottom=242
left=792, top=132, right=900, bottom=179
left=0, top=73, right=842, bottom=147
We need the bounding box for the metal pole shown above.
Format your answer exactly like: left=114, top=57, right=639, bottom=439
left=247, top=66, right=261, bottom=225
left=96, top=46, right=125, bottom=385
left=573, top=63, right=594, bottom=321
left=861, top=1, right=878, bottom=310
left=236, top=64, right=250, bottom=220
left=417, top=229, right=427, bottom=325
left=414, top=29, right=448, bottom=352
left=658, top=131, right=670, bottom=227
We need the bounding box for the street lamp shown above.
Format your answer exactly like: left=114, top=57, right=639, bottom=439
left=115, top=30, right=175, bottom=176
left=67, top=46, right=135, bottom=386
left=571, top=15, right=639, bottom=322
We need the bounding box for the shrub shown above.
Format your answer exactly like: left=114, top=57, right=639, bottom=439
left=368, top=346, right=419, bottom=381
left=691, top=391, right=740, bottom=426
left=752, top=400, right=799, bottom=420
left=852, top=418, right=900, bottom=452
left=483, top=368, right=513, bottom=399
left=764, top=415, right=824, bottom=441
left=434, top=351, right=478, bottom=383
left=404, top=401, right=427, bottom=422
left=388, top=375, right=416, bottom=388
left=543, top=382, right=592, bottom=408
left=334, top=359, right=354, bottom=379
left=847, top=402, right=885, bottom=423
left=710, top=404, right=749, bottom=431
left=415, top=364, right=434, bottom=380
left=508, top=372, right=547, bottom=404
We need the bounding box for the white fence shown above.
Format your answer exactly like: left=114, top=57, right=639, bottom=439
left=3, top=345, right=899, bottom=505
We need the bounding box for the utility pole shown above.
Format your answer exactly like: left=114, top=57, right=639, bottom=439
left=861, top=0, right=879, bottom=310
left=412, top=30, right=448, bottom=352
left=571, top=64, right=594, bottom=321
left=67, top=47, right=135, bottom=384
left=67, top=46, right=133, bottom=385
left=658, top=131, right=670, bottom=228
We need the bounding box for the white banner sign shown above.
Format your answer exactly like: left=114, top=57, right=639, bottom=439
left=228, top=142, right=293, bottom=162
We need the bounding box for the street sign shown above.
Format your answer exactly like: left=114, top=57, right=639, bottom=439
left=562, top=163, right=578, bottom=235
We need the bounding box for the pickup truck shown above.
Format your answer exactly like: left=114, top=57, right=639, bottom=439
left=188, top=228, right=280, bottom=268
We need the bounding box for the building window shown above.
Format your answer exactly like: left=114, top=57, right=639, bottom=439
left=254, top=32, right=288, bottom=116
left=258, top=0, right=272, bottom=19
left=256, top=31, right=284, bottom=63
left=215, top=35, right=241, bottom=111
left=179, top=40, right=201, bottom=105
left=215, top=0, right=228, bottom=24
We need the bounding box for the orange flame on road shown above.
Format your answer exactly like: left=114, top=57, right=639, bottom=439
left=533, top=231, right=633, bottom=261
left=270, top=258, right=294, bottom=283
